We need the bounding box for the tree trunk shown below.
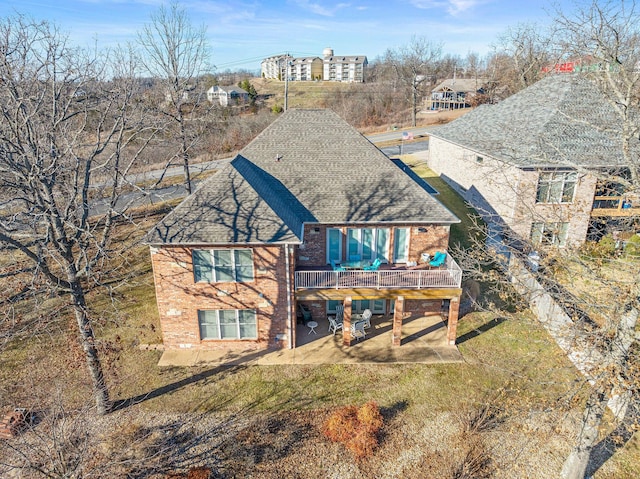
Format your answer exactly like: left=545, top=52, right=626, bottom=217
left=411, top=86, right=417, bottom=127
left=560, top=387, right=608, bottom=479
left=561, top=307, right=638, bottom=478
left=68, top=273, right=111, bottom=415
left=179, top=110, right=192, bottom=195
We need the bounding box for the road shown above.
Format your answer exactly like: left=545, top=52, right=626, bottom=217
left=128, top=127, right=431, bottom=185
left=96, top=127, right=432, bottom=215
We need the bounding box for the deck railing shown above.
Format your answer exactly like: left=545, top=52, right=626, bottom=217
left=295, top=256, right=462, bottom=290
left=591, top=195, right=640, bottom=217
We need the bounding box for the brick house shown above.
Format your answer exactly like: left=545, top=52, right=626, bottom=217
left=427, top=73, right=639, bottom=248
left=145, top=109, right=462, bottom=352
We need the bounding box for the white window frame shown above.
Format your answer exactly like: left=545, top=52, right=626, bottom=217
left=192, top=249, right=254, bottom=283
left=346, top=228, right=390, bottom=262
left=326, top=228, right=343, bottom=264
left=393, top=228, right=410, bottom=263
left=327, top=300, right=386, bottom=314
left=198, top=309, right=258, bottom=340
left=536, top=171, right=577, bottom=204
left=531, top=222, right=569, bottom=247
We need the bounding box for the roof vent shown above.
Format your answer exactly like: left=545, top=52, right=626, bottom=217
left=276, top=154, right=283, bottom=162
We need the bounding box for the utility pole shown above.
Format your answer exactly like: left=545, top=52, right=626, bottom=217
left=284, top=52, right=290, bottom=111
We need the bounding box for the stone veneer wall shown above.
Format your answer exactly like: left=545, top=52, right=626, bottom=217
left=150, top=244, right=291, bottom=351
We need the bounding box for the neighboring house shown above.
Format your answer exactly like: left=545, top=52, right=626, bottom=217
left=261, top=49, right=367, bottom=82
left=206, top=85, right=249, bottom=106
left=427, top=73, right=639, bottom=249
left=164, top=85, right=204, bottom=105
left=429, top=78, right=487, bottom=110
left=145, top=109, right=463, bottom=353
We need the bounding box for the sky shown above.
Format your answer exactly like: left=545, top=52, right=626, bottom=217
left=0, top=0, right=578, bottom=73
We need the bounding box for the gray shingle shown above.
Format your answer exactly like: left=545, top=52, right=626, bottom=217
left=146, top=109, right=458, bottom=245
left=429, top=73, right=635, bottom=168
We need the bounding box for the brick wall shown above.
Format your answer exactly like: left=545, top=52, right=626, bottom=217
left=150, top=244, right=292, bottom=351
left=513, top=170, right=596, bottom=247
left=295, top=223, right=451, bottom=266
left=428, top=137, right=597, bottom=245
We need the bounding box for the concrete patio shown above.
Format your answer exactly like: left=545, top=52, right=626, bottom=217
left=157, top=312, right=463, bottom=367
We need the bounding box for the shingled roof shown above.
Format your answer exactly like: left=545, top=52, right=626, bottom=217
left=429, top=73, right=634, bottom=169
left=146, top=109, right=458, bottom=246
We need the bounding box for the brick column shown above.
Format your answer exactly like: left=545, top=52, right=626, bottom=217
left=392, top=296, right=404, bottom=347
left=447, top=297, right=460, bottom=345
left=342, top=296, right=352, bottom=347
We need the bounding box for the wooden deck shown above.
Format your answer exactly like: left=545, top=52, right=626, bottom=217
left=295, top=257, right=462, bottom=291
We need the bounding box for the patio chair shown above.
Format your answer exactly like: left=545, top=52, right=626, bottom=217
left=361, top=309, right=372, bottom=329
left=351, top=321, right=367, bottom=341
left=330, top=259, right=345, bottom=272
left=328, top=316, right=343, bottom=336
left=363, top=258, right=382, bottom=271
left=429, top=251, right=447, bottom=268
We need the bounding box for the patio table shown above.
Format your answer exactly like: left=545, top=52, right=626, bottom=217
left=340, top=260, right=371, bottom=270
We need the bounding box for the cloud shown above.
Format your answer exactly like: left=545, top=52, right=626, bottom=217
left=408, top=0, right=484, bottom=16
left=289, top=0, right=351, bottom=17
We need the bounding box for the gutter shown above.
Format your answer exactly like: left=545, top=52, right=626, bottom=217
left=284, top=243, right=293, bottom=349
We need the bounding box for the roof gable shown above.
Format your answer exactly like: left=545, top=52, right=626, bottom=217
left=429, top=73, right=633, bottom=168
left=146, top=109, right=458, bottom=245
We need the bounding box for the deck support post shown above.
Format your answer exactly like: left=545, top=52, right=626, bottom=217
left=446, top=297, right=460, bottom=345
left=342, top=296, right=353, bottom=347
left=392, top=296, right=404, bottom=347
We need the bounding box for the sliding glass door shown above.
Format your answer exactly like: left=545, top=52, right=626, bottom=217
left=346, top=228, right=389, bottom=262
left=327, top=228, right=342, bottom=263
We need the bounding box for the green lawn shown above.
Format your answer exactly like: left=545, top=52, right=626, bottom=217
left=402, top=156, right=484, bottom=251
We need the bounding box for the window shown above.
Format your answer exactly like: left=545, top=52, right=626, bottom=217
left=531, top=222, right=569, bottom=247
left=346, top=228, right=390, bottom=262
left=536, top=171, right=577, bottom=203
left=326, top=300, right=386, bottom=314
left=393, top=228, right=409, bottom=263
left=198, top=309, right=257, bottom=340
left=327, top=228, right=342, bottom=263
left=192, top=249, right=254, bottom=283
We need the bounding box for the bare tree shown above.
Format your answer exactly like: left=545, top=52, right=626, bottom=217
left=492, top=22, right=554, bottom=95
left=453, top=3, right=640, bottom=477
left=0, top=15, right=154, bottom=414
left=384, top=36, right=443, bottom=126
left=137, top=1, right=212, bottom=194
left=547, top=1, right=640, bottom=477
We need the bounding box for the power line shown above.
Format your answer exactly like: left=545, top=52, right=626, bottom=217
left=212, top=50, right=343, bottom=70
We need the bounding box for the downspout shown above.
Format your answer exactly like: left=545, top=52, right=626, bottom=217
left=284, top=244, right=293, bottom=349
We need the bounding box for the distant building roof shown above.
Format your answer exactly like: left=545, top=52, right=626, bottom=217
left=324, top=56, right=367, bottom=63
left=146, top=109, right=458, bottom=245
left=432, top=78, right=487, bottom=93
left=429, top=73, right=635, bottom=169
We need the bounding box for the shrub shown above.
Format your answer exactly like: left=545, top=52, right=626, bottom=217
left=580, top=235, right=617, bottom=258
left=321, top=401, right=383, bottom=460
left=624, top=234, right=640, bottom=256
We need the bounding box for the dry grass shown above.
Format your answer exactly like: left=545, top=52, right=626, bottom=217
left=0, top=201, right=638, bottom=478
